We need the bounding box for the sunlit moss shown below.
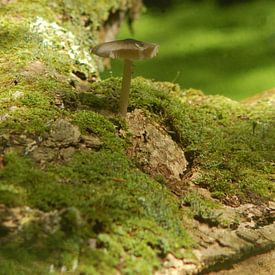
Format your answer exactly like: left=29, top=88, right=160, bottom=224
left=0, top=147, right=192, bottom=273
left=0, top=0, right=274, bottom=272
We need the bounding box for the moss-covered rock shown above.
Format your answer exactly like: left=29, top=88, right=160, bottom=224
left=1, top=74, right=274, bottom=273
left=0, top=1, right=274, bottom=274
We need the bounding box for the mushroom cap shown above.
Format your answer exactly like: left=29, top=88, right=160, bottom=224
left=92, top=39, right=159, bottom=60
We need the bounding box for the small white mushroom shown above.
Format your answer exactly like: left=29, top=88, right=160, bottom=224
left=92, top=39, right=159, bottom=117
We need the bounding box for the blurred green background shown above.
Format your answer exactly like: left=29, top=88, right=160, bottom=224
left=102, top=0, right=275, bottom=100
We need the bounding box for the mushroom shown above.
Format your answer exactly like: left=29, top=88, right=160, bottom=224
left=92, top=39, right=159, bottom=117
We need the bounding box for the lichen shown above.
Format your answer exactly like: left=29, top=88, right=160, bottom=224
left=30, top=16, right=98, bottom=74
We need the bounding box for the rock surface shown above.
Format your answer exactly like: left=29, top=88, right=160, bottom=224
left=127, top=109, right=188, bottom=182
left=50, top=119, right=81, bottom=146
left=156, top=201, right=275, bottom=275
left=0, top=119, right=103, bottom=164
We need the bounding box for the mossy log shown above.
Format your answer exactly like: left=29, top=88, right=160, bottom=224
left=0, top=1, right=274, bottom=274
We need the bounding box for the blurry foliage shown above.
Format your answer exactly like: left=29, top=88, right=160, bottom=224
left=143, top=0, right=255, bottom=10
left=108, top=0, right=275, bottom=99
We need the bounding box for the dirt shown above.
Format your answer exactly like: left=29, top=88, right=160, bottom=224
left=208, top=249, right=275, bottom=275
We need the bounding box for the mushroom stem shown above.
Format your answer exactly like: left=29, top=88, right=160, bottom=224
left=119, top=59, right=133, bottom=117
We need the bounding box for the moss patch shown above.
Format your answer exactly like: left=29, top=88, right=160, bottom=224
left=129, top=77, right=275, bottom=203
left=0, top=72, right=273, bottom=272
left=0, top=145, right=192, bottom=273
left=1, top=1, right=274, bottom=272
left=182, top=191, right=223, bottom=227
left=82, top=77, right=274, bottom=204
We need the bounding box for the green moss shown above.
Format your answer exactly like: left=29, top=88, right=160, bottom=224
left=0, top=69, right=273, bottom=272
left=0, top=0, right=137, bottom=135
left=0, top=0, right=140, bottom=80
left=182, top=191, right=222, bottom=226
left=0, top=1, right=202, bottom=274
left=0, top=223, right=83, bottom=274
left=127, top=77, right=274, bottom=202
left=73, top=110, right=126, bottom=152
left=0, top=149, right=192, bottom=273
left=0, top=184, right=26, bottom=207
left=78, top=77, right=122, bottom=112
left=1, top=1, right=274, bottom=272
